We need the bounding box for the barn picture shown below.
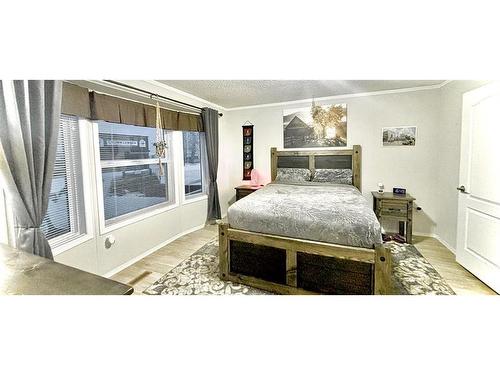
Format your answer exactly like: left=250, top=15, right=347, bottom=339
left=283, top=103, right=347, bottom=148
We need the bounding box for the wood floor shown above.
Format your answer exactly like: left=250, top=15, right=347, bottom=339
left=110, top=226, right=496, bottom=295
left=111, top=225, right=218, bottom=295
left=412, top=235, right=496, bottom=295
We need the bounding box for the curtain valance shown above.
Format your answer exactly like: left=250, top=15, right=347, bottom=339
left=61, top=82, right=91, bottom=118
left=61, top=83, right=204, bottom=131
left=178, top=111, right=204, bottom=132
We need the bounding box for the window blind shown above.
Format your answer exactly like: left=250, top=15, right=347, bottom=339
left=102, top=163, right=169, bottom=220
left=41, top=115, right=86, bottom=246
left=97, top=122, right=175, bottom=225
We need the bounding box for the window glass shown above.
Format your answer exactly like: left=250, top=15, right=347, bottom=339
left=102, top=163, right=168, bottom=220
left=183, top=131, right=203, bottom=196
left=98, top=122, right=159, bottom=161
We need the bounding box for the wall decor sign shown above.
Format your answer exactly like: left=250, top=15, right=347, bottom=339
left=382, top=126, right=417, bottom=146
left=242, top=121, right=254, bottom=180
left=283, top=103, right=347, bottom=148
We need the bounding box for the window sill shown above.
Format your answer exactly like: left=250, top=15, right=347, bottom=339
left=51, top=233, right=94, bottom=257
left=182, top=194, right=208, bottom=205
left=99, top=201, right=180, bottom=235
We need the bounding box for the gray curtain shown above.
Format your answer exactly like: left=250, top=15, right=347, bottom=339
left=201, top=108, right=221, bottom=221
left=0, top=80, right=62, bottom=260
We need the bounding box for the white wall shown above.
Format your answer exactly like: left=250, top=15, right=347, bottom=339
left=220, top=81, right=494, bottom=248
left=54, top=80, right=226, bottom=276
left=220, top=88, right=445, bottom=235
left=435, top=80, right=490, bottom=251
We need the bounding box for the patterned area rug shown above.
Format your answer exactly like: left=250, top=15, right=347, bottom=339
left=144, top=239, right=455, bottom=295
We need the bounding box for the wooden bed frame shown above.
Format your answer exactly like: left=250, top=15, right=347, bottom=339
left=218, top=145, right=392, bottom=295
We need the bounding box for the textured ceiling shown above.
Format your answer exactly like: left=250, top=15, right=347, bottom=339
left=157, top=80, right=445, bottom=109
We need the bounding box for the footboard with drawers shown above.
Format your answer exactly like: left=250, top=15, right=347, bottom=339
left=218, top=223, right=392, bottom=295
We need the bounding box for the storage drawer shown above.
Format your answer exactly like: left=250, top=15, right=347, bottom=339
left=380, top=200, right=407, bottom=210
left=236, top=191, right=251, bottom=200
left=236, top=189, right=256, bottom=201
left=230, top=240, right=286, bottom=284
left=297, top=252, right=374, bottom=294
left=379, top=208, right=407, bottom=219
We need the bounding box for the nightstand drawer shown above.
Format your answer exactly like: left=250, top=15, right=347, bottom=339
left=236, top=190, right=252, bottom=200
left=379, top=207, right=407, bottom=219
left=380, top=200, right=407, bottom=210
left=235, top=185, right=264, bottom=201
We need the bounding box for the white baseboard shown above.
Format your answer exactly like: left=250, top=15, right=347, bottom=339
left=433, top=234, right=456, bottom=254
left=413, top=231, right=456, bottom=254
left=413, top=231, right=435, bottom=237
left=103, top=223, right=206, bottom=278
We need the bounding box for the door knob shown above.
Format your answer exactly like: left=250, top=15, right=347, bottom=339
left=456, top=185, right=469, bottom=194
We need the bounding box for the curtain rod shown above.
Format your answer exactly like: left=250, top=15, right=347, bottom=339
left=103, top=80, right=223, bottom=117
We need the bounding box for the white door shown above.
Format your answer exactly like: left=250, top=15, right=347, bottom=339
left=456, top=82, right=500, bottom=293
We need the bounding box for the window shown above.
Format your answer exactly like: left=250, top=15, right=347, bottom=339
left=183, top=131, right=205, bottom=197
left=41, top=115, right=86, bottom=247
left=96, top=122, right=175, bottom=226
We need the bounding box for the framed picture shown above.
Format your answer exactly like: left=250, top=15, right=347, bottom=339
left=283, top=103, right=347, bottom=148
left=382, top=126, right=417, bottom=146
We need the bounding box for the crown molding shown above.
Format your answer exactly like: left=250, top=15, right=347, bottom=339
left=437, top=80, right=452, bottom=88
left=145, top=80, right=228, bottom=111
left=224, top=81, right=453, bottom=111
left=145, top=80, right=453, bottom=112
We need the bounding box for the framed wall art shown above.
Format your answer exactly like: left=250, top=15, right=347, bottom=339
left=382, top=126, right=417, bottom=146
left=283, top=102, right=347, bottom=148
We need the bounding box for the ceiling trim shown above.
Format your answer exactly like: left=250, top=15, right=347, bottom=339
left=224, top=81, right=452, bottom=111
left=149, top=80, right=452, bottom=111
left=145, top=80, right=227, bottom=111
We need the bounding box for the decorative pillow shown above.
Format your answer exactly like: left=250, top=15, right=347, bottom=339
left=312, top=168, right=353, bottom=184
left=275, top=168, right=311, bottom=182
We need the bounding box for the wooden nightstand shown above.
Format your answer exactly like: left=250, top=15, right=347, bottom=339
left=372, top=191, right=415, bottom=244
left=235, top=185, right=264, bottom=201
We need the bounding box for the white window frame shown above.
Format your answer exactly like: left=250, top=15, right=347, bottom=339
left=180, top=131, right=208, bottom=205
left=93, top=122, right=179, bottom=235
left=49, top=117, right=94, bottom=256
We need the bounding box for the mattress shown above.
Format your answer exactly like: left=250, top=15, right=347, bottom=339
left=227, top=182, right=382, bottom=248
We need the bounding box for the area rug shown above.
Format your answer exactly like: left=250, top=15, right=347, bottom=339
left=143, top=239, right=455, bottom=295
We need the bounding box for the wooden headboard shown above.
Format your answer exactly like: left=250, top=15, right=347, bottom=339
left=270, top=145, right=362, bottom=191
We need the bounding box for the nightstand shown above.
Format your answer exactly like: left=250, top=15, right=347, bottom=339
left=372, top=191, right=415, bottom=244
left=235, top=185, right=264, bottom=201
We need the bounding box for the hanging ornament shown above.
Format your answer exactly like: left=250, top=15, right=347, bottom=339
left=153, top=95, right=167, bottom=176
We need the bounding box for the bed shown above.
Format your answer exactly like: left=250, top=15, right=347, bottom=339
left=218, top=145, right=392, bottom=295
